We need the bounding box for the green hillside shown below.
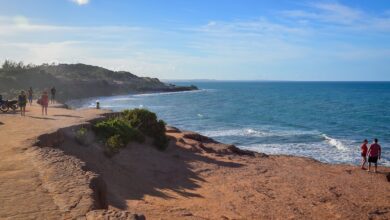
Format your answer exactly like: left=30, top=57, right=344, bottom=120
left=0, top=61, right=197, bottom=102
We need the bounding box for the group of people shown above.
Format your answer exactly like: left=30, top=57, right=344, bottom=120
left=360, top=139, right=382, bottom=172
left=17, top=86, right=56, bottom=116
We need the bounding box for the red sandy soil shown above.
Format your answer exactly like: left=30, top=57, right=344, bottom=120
left=0, top=104, right=389, bottom=220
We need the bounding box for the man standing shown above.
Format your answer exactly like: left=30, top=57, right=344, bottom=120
left=367, top=138, right=382, bottom=173
left=50, top=86, right=56, bottom=104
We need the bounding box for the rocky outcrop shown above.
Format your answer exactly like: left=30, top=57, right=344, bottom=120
left=30, top=121, right=152, bottom=219
left=165, top=126, right=181, bottom=133
left=28, top=115, right=267, bottom=219
left=173, top=131, right=268, bottom=157
left=182, top=131, right=219, bottom=144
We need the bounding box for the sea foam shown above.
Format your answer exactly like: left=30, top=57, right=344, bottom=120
left=322, top=134, right=348, bottom=151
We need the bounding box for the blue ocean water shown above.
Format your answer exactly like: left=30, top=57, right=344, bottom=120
left=71, top=82, right=390, bottom=166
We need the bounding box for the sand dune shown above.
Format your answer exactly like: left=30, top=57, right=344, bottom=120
left=0, top=104, right=389, bottom=219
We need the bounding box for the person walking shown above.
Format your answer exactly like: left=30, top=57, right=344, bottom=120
left=40, top=90, right=49, bottom=116
left=18, top=90, right=27, bottom=116
left=50, top=86, right=56, bottom=104
left=367, top=139, right=382, bottom=173
left=28, top=87, right=33, bottom=106
left=360, top=139, right=368, bottom=170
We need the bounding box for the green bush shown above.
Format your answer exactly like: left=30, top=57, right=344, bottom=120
left=122, top=109, right=168, bottom=150
left=122, top=109, right=158, bottom=135
left=93, top=108, right=169, bottom=155
left=94, top=118, right=145, bottom=143
left=105, top=134, right=124, bottom=157
left=75, top=127, right=88, bottom=145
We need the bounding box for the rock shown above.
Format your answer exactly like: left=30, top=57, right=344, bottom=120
left=179, top=131, right=266, bottom=157
left=255, top=152, right=269, bottom=158
left=86, top=210, right=146, bottom=220
left=166, top=126, right=181, bottom=133
left=225, top=145, right=256, bottom=156
left=181, top=212, right=193, bottom=216
left=182, top=131, right=218, bottom=143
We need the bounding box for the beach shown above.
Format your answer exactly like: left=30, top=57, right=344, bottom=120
left=0, top=104, right=389, bottom=219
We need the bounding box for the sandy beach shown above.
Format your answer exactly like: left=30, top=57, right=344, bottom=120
left=0, top=104, right=389, bottom=220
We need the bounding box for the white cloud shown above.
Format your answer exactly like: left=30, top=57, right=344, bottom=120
left=311, top=2, right=362, bottom=24
left=281, top=2, right=363, bottom=24
left=281, top=2, right=390, bottom=32
left=71, top=0, right=89, bottom=5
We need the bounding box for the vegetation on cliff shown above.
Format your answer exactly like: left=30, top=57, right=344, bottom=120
left=93, top=109, right=168, bottom=156
left=0, top=60, right=197, bottom=102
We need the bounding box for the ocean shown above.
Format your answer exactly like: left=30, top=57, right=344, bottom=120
left=70, top=81, right=390, bottom=166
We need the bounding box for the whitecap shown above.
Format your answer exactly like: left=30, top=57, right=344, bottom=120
left=322, top=134, right=348, bottom=151
left=111, top=97, right=137, bottom=101
left=133, top=89, right=208, bottom=97
left=202, top=127, right=319, bottom=138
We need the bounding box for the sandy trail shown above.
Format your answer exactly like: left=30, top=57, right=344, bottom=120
left=0, top=104, right=106, bottom=219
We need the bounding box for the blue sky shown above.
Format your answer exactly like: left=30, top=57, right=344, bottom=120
left=0, top=0, right=389, bottom=80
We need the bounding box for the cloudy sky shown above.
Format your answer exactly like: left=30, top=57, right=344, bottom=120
left=0, top=0, right=389, bottom=80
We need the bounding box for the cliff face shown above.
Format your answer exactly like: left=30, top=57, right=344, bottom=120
left=0, top=63, right=197, bottom=102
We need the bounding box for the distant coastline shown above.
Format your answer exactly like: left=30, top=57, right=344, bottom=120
left=0, top=61, right=198, bottom=103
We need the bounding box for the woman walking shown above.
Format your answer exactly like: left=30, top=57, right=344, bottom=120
left=18, top=90, right=27, bottom=116
left=28, top=87, right=33, bottom=106
left=40, top=90, right=49, bottom=116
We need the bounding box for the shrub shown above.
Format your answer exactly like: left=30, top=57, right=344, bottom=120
left=94, top=117, right=145, bottom=155
left=122, top=109, right=168, bottom=150
left=93, top=108, right=169, bottom=155
left=122, top=109, right=158, bottom=135
left=75, top=127, right=88, bottom=145
left=94, top=118, right=144, bottom=143
left=105, top=134, right=124, bottom=157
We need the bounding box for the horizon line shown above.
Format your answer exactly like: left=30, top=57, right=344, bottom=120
left=163, top=79, right=390, bottom=83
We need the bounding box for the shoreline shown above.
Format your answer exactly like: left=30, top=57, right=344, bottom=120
left=64, top=88, right=205, bottom=109
left=66, top=95, right=390, bottom=168
left=64, top=88, right=390, bottom=168
left=0, top=104, right=389, bottom=219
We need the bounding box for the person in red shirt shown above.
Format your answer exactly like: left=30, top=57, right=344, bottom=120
left=367, top=138, right=382, bottom=173
left=360, top=139, right=368, bottom=170
left=40, top=90, right=49, bottom=116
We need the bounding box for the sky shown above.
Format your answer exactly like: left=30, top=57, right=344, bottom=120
left=0, top=0, right=389, bottom=81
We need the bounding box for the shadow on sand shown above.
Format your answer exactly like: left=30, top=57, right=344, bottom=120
left=53, top=114, right=83, bottom=118
left=29, top=116, right=57, bottom=120
left=51, top=128, right=244, bottom=210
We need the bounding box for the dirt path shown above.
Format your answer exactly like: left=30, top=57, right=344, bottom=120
left=0, top=104, right=105, bottom=219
